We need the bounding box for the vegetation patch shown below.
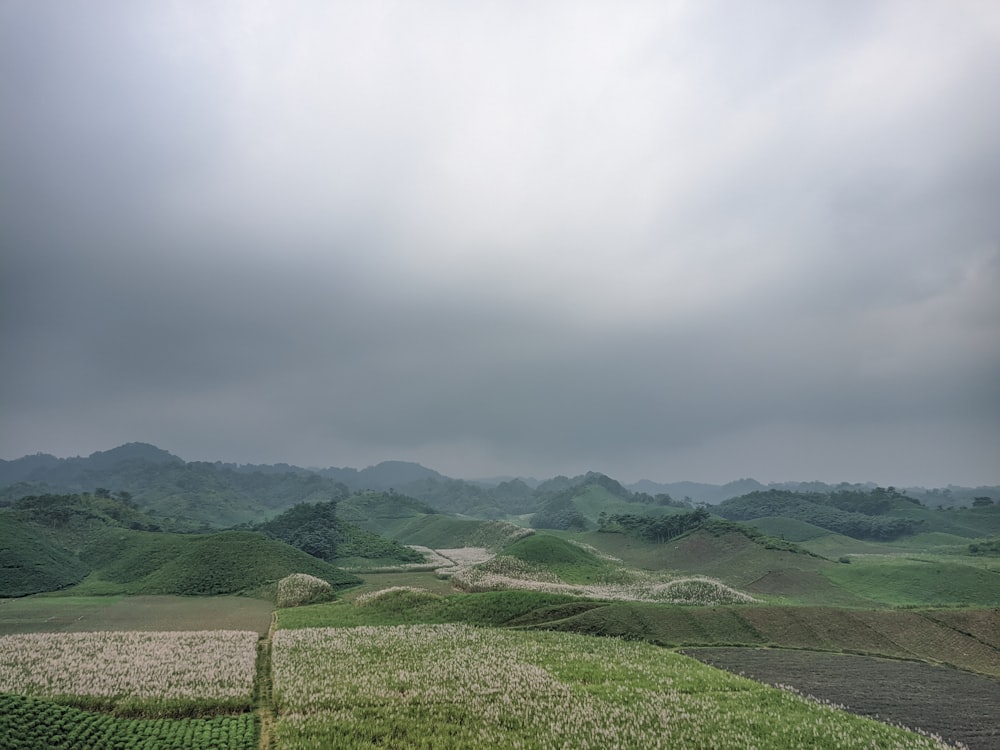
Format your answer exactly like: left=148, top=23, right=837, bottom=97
left=968, top=538, right=1000, bottom=556
left=0, top=693, right=257, bottom=749
left=278, top=590, right=586, bottom=630
left=255, top=499, right=424, bottom=566
left=514, top=603, right=1000, bottom=676
left=389, top=515, right=533, bottom=550
left=743, top=516, right=832, bottom=542
left=717, top=489, right=922, bottom=540
left=0, top=630, right=258, bottom=715
left=276, top=573, right=334, bottom=608
left=446, top=533, right=758, bottom=605
left=270, top=624, right=958, bottom=749
left=820, top=556, right=1000, bottom=607
left=0, top=514, right=87, bottom=597
left=75, top=529, right=360, bottom=596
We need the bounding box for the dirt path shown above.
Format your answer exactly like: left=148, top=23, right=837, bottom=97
left=256, top=613, right=277, bottom=750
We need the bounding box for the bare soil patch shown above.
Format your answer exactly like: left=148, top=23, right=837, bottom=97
left=684, top=647, right=1000, bottom=750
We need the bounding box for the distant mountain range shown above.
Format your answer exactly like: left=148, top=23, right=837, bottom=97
left=1, top=443, right=995, bottom=524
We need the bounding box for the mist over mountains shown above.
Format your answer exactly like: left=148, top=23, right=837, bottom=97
left=1, top=443, right=993, bottom=519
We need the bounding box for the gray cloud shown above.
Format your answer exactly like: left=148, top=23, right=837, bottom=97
left=2, top=1, right=999, bottom=485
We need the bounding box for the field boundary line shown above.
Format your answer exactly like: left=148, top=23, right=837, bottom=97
left=256, top=610, right=277, bottom=750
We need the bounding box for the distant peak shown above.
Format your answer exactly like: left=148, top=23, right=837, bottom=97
left=87, top=442, right=182, bottom=465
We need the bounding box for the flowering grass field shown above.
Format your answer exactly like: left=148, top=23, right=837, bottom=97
left=271, top=624, right=960, bottom=749
left=451, top=553, right=757, bottom=604
left=0, top=630, right=259, bottom=715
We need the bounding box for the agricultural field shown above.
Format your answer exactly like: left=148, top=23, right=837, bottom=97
left=0, top=628, right=260, bottom=749
left=0, top=630, right=259, bottom=714
left=685, top=647, right=1000, bottom=750
left=270, top=623, right=960, bottom=749
left=0, top=595, right=273, bottom=636
left=0, top=693, right=257, bottom=750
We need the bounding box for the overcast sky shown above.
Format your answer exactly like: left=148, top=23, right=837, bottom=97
left=2, top=1, right=998, bottom=486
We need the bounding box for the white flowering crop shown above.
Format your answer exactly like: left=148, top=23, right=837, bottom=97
left=0, top=630, right=258, bottom=703
left=276, top=573, right=333, bottom=608
left=450, top=555, right=756, bottom=604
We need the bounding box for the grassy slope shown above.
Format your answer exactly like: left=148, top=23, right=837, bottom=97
left=565, top=484, right=689, bottom=523
left=72, top=529, right=360, bottom=596
left=279, top=589, right=583, bottom=629
left=887, top=504, right=1000, bottom=538
left=270, top=625, right=953, bottom=750
left=820, top=555, right=1000, bottom=607
left=0, top=515, right=87, bottom=596
left=743, top=516, right=831, bottom=542
left=335, top=492, right=433, bottom=538
left=499, top=535, right=618, bottom=584
left=577, top=527, right=875, bottom=606
left=277, top=579, right=1000, bottom=677
left=387, top=514, right=528, bottom=550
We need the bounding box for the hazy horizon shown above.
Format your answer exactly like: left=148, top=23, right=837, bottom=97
left=2, top=440, right=996, bottom=491
left=2, top=2, right=998, bottom=488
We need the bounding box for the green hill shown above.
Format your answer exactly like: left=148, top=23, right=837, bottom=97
left=0, top=515, right=86, bottom=596
left=1, top=454, right=343, bottom=528
left=387, top=515, right=531, bottom=550
left=581, top=524, right=870, bottom=606
left=884, top=503, right=1000, bottom=538
left=254, top=498, right=424, bottom=567
left=76, top=529, right=360, bottom=596
left=0, top=492, right=198, bottom=597
left=334, top=491, right=437, bottom=537
left=716, top=490, right=921, bottom=541
left=530, top=473, right=691, bottom=531
left=500, top=535, right=618, bottom=584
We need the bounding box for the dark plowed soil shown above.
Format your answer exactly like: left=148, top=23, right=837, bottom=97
left=684, top=647, right=1000, bottom=750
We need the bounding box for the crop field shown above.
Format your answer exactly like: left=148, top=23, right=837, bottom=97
left=270, top=623, right=959, bottom=749
left=0, top=693, right=257, bottom=750
left=0, top=630, right=259, bottom=714
left=685, top=648, right=1000, bottom=750
left=0, top=595, right=274, bottom=636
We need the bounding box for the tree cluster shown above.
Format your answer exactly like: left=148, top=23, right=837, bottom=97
left=597, top=508, right=710, bottom=542
left=254, top=496, right=424, bottom=563
left=716, top=490, right=922, bottom=541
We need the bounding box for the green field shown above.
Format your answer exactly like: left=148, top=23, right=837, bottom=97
left=820, top=555, right=1000, bottom=606
left=0, top=595, right=274, bottom=636
left=0, top=693, right=258, bottom=750
left=269, top=624, right=957, bottom=749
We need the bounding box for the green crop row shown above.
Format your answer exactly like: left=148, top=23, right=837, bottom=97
left=0, top=693, right=256, bottom=750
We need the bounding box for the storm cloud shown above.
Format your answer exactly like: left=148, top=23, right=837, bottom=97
left=2, top=1, right=999, bottom=485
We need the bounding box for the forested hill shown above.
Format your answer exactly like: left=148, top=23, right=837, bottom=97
left=2, top=444, right=996, bottom=529
left=715, top=488, right=925, bottom=541
left=0, top=445, right=446, bottom=528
